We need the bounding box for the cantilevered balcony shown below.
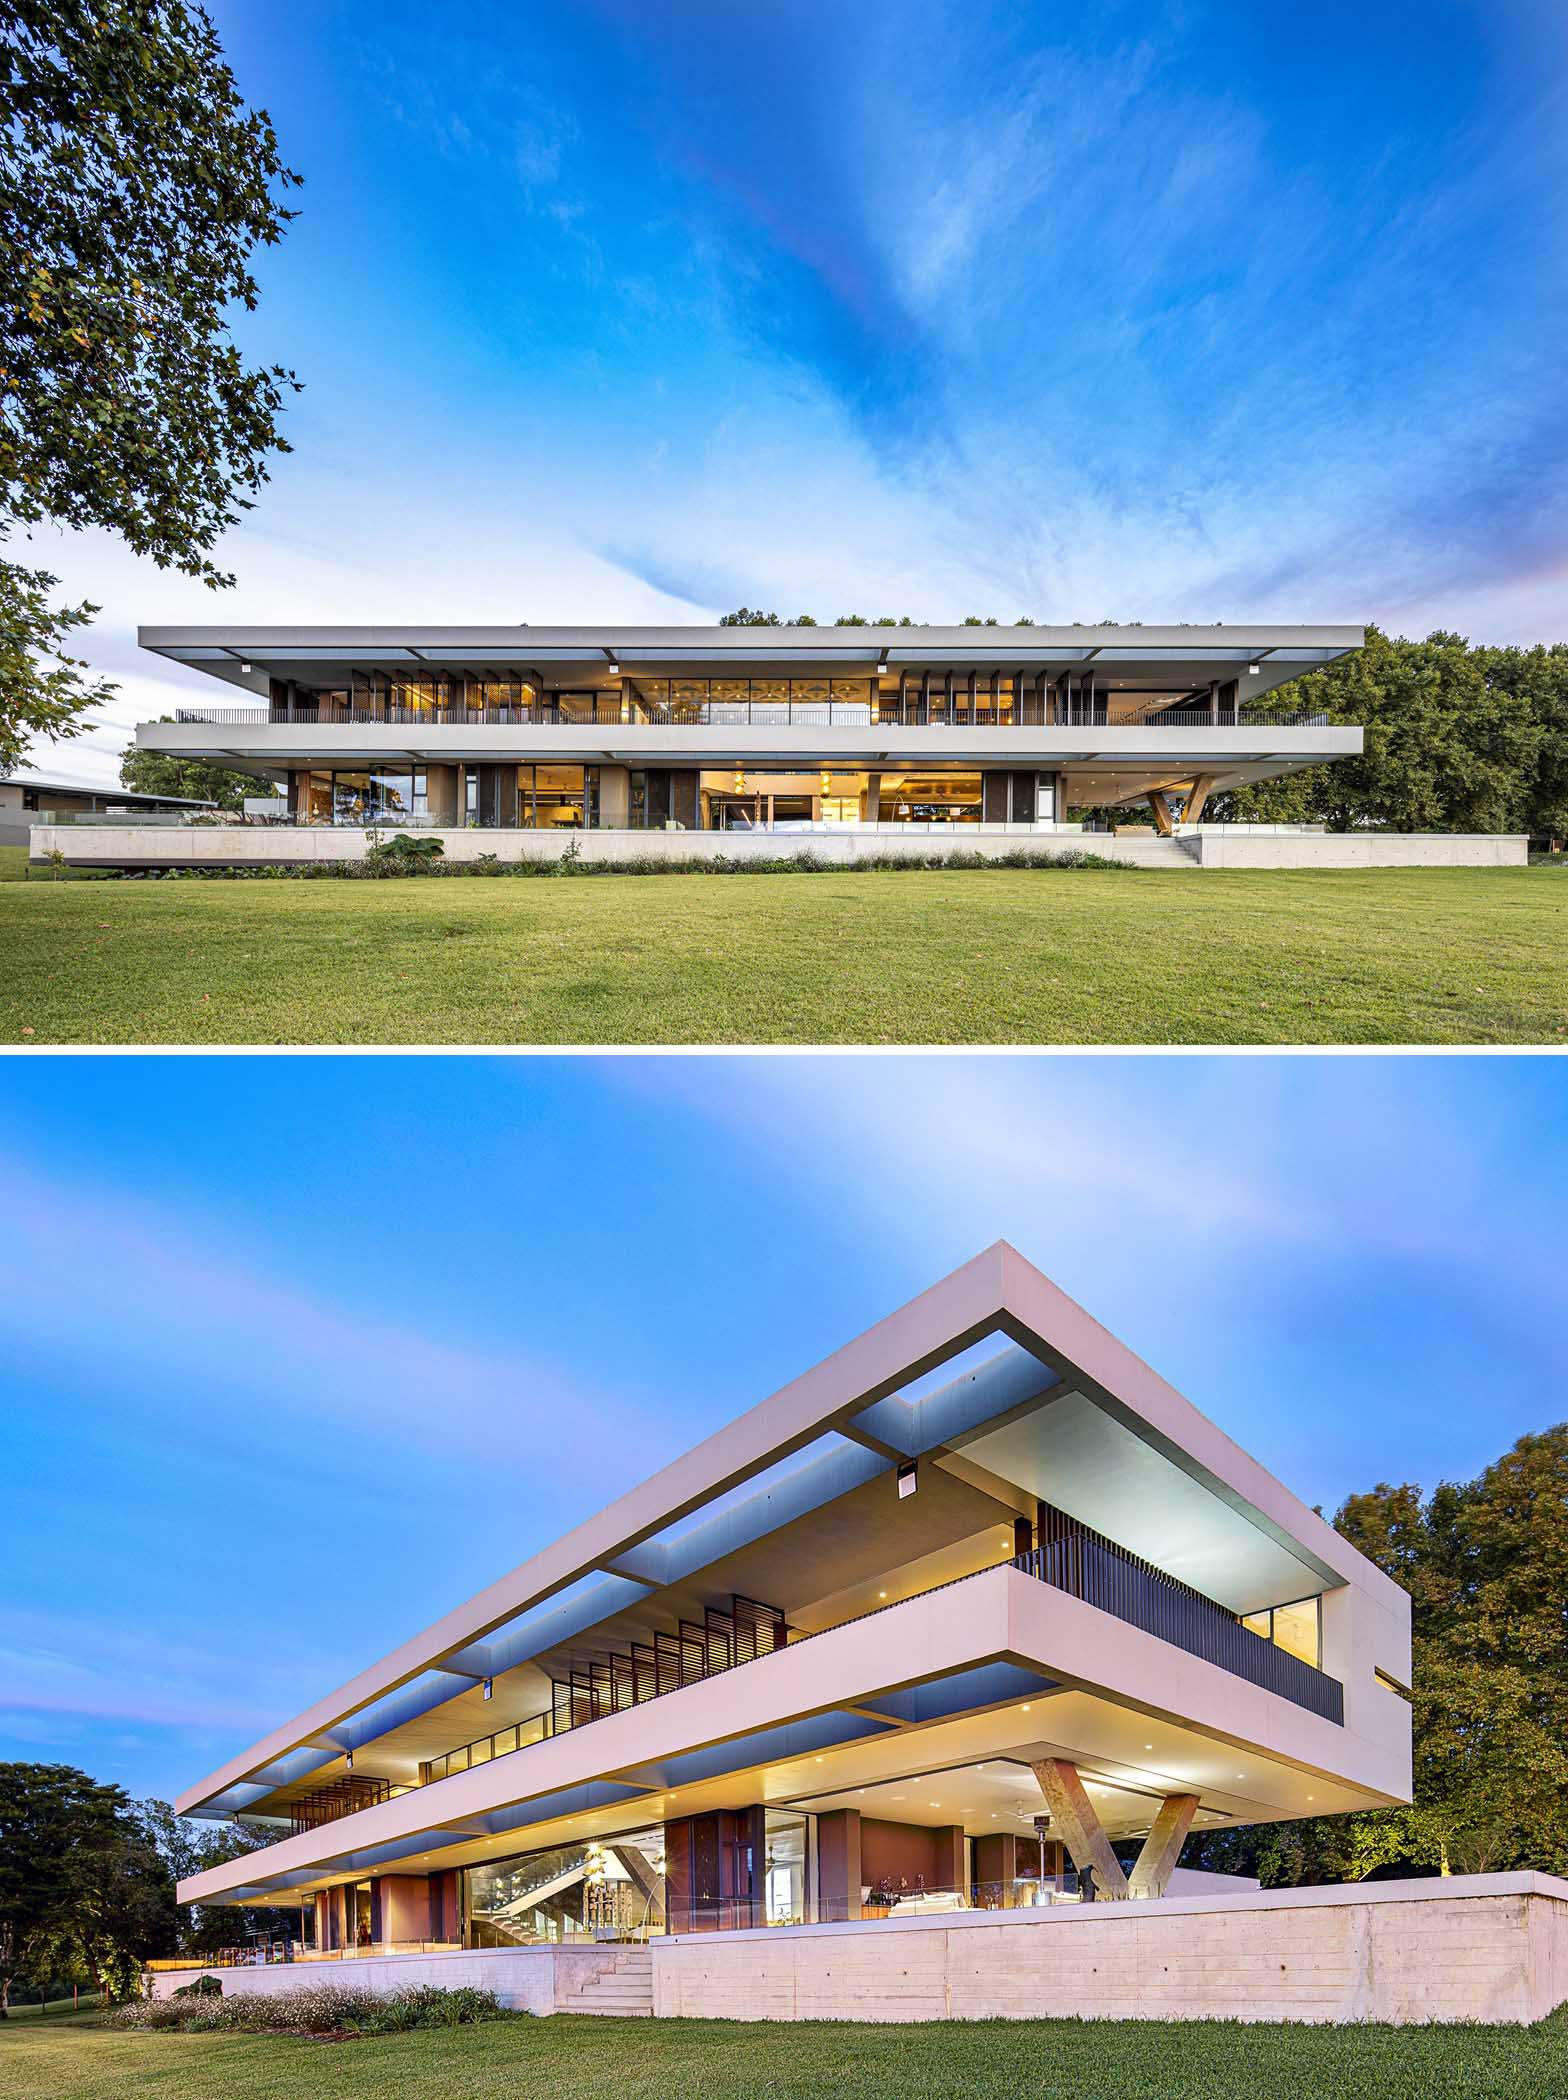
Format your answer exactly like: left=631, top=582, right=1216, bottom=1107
left=1013, top=1503, right=1344, bottom=1724
left=400, top=1525, right=1340, bottom=1805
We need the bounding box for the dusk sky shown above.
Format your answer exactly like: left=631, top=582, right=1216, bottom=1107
left=19, top=0, right=1568, bottom=786
left=2, top=1052, right=1562, bottom=1803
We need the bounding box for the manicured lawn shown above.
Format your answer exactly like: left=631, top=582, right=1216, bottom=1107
left=0, top=844, right=104, bottom=882
left=1, top=2006, right=1563, bottom=2100
left=0, top=867, right=1564, bottom=1045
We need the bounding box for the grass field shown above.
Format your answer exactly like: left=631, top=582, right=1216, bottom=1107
left=0, top=865, right=1563, bottom=1046
left=0, top=844, right=104, bottom=882
left=3, top=2005, right=1564, bottom=2100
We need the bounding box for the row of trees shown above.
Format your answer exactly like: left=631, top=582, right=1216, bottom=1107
left=0, top=1768, right=288, bottom=2012
left=1183, top=1421, right=1568, bottom=1885
left=1218, top=627, right=1568, bottom=840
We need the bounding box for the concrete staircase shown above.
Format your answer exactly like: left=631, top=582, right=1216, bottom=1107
left=555, top=1946, right=654, bottom=2017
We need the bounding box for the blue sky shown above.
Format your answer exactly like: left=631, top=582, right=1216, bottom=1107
left=21, top=0, right=1568, bottom=785
left=1, top=1052, right=1562, bottom=1801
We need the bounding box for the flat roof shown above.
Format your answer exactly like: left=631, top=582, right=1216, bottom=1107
left=139, top=625, right=1364, bottom=704
left=3, top=770, right=214, bottom=808
left=175, top=1242, right=1402, bottom=1819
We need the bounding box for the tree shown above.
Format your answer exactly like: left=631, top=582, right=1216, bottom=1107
left=0, top=0, right=301, bottom=771
left=1212, top=628, right=1562, bottom=836
left=119, top=728, right=270, bottom=811
left=1184, top=1424, right=1568, bottom=1887
left=135, top=1798, right=295, bottom=1954
left=0, top=1763, right=173, bottom=2014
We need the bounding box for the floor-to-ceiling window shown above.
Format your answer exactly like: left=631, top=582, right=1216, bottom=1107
left=331, top=768, right=428, bottom=826
left=293, top=768, right=427, bottom=824
left=517, top=765, right=587, bottom=828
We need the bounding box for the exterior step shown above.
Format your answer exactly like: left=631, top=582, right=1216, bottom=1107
left=556, top=1950, right=654, bottom=2016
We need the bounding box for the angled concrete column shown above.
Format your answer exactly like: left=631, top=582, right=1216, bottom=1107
left=1147, top=789, right=1176, bottom=837
left=1030, top=1758, right=1128, bottom=1899
left=1181, top=775, right=1216, bottom=829
left=1127, top=1792, right=1201, bottom=1898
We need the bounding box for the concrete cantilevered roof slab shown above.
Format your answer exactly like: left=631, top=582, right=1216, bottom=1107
left=175, top=1244, right=1403, bottom=1819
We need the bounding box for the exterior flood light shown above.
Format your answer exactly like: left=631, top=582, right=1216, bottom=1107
left=897, top=1459, right=918, bottom=1499
left=1247, top=662, right=1261, bottom=675
left=482, top=1676, right=493, bottom=1701
left=345, top=1749, right=353, bottom=1771
left=240, top=661, right=252, bottom=673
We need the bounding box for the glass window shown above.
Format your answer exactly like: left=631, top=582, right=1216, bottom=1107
left=1240, top=1597, right=1321, bottom=1669
left=465, top=1830, right=666, bottom=1947
left=1271, top=1597, right=1321, bottom=1668
left=330, top=767, right=426, bottom=826
left=518, top=764, right=585, bottom=829
left=884, top=773, right=981, bottom=823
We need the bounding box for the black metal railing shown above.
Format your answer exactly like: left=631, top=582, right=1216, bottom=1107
left=1014, top=1505, right=1343, bottom=1724
left=289, top=1775, right=413, bottom=1837
left=422, top=1594, right=789, bottom=1785
left=170, top=700, right=1332, bottom=732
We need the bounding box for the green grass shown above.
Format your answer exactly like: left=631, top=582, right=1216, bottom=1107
left=2, top=2005, right=1564, bottom=2100
left=0, top=844, right=105, bottom=882
left=1, top=866, right=1564, bottom=1045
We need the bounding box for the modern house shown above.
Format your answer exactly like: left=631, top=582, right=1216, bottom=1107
left=0, top=769, right=213, bottom=847
left=127, top=622, right=1363, bottom=842
left=175, top=1244, right=1413, bottom=1970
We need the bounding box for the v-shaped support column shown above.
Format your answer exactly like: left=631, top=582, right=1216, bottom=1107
left=1126, top=1792, right=1200, bottom=1898
left=1031, top=1758, right=1128, bottom=1899
left=1147, top=790, right=1176, bottom=837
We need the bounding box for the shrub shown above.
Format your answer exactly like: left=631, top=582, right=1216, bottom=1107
left=109, top=1979, right=514, bottom=2036
left=136, top=845, right=1137, bottom=882
left=172, top=1973, right=223, bottom=1998
left=365, top=832, right=445, bottom=875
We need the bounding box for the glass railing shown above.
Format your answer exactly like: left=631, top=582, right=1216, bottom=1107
left=169, top=700, right=1333, bottom=731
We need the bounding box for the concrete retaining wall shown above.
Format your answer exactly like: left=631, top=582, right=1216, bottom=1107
left=33, top=822, right=1528, bottom=871
left=1186, top=831, right=1528, bottom=867
left=148, top=1941, right=623, bottom=2013
left=150, top=1876, right=1568, bottom=2026
left=29, top=822, right=1189, bottom=871
left=652, top=1875, right=1568, bottom=2026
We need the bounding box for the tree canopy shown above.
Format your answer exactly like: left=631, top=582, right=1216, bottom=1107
left=119, top=727, right=271, bottom=811
left=0, top=0, right=300, bottom=771
left=0, top=1764, right=172, bottom=2012
left=1217, top=627, right=1568, bottom=840
left=1183, top=1422, right=1568, bottom=1886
